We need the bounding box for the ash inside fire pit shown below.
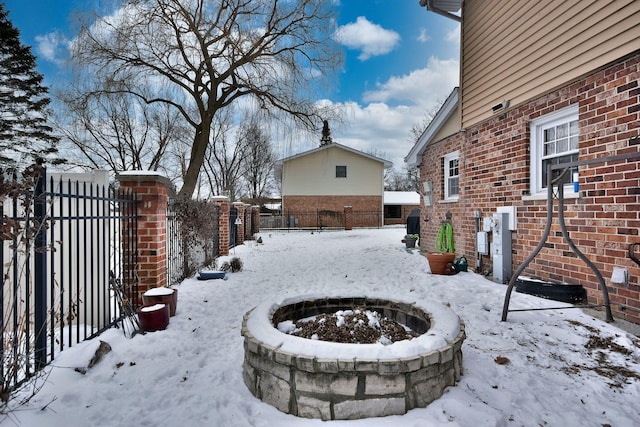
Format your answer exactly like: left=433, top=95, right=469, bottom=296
left=277, top=307, right=419, bottom=344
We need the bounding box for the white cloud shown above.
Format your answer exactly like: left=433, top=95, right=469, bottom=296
left=417, top=28, right=430, bottom=43
left=362, top=56, right=459, bottom=108
left=35, top=31, right=70, bottom=65
left=445, top=24, right=461, bottom=44
left=334, top=17, right=400, bottom=61
left=307, top=57, right=459, bottom=170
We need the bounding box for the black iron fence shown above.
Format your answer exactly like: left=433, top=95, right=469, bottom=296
left=166, top=201, right=183, bottom=286
left=260, top=210, right=383, bottom=230
left=166, top=200, right=220, bottom=285
left=1, top=166, right=137, bottom=393
left=351, top=210, right=383, bottom=228
left=230, top=206, right=238, bottom=248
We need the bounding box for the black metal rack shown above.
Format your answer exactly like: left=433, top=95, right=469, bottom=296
left=502, top=150, right=640, bottom=323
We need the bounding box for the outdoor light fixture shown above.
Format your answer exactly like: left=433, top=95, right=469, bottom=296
left=235, top=218, right=243, bottom=225
left=611, top=267, right=629, bottom=286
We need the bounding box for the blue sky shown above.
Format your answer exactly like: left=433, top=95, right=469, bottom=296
left=3, top=0, right=460, bottom=170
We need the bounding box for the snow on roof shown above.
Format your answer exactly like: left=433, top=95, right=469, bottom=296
left=117, top=170, right=166, bottom=177
left=264, top=203, right=281, bottom=210
left=384, top=191, right=420, bottom=205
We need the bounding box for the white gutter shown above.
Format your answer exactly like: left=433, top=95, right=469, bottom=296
left=419, top=0, right=461, bottom=22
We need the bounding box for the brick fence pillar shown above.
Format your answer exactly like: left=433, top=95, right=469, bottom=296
left=117, top=172, right=172, bottom=301
left=233, top=202, right=246, bottom=244
left=252, top=205, right=261, bottom=234
left=243, top=203, right=253, bottom=240
left=212, top=196, right=230, bottom=256
left=344, top=206, right=353, bottom=231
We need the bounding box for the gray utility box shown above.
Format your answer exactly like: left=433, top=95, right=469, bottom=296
left=491, top=212, right=512, bottom=284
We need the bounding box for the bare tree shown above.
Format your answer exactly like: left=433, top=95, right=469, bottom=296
left=201, top=108, right=246, bottom=201
left=386, top=99, right=448, bottom=192
left=409, top=99, right=445, bottom=147
left=57, top=88, right=188, bottom=177
left=70, top=0, right=342, bottom=198
left=385, top=165, right=420, bottom=192
left=239, top=120, right=275, bottom=200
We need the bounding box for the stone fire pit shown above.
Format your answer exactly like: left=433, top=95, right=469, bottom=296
left=241, top=295, right=466, bottom=420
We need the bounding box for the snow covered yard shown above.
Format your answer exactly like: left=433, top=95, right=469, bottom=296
left=9, top=228, right=640, bottom=427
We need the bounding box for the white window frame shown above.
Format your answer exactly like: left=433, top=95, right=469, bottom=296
left=443, top=151, right=460, bottom=201
left=530, top=105, right=579, bottom=196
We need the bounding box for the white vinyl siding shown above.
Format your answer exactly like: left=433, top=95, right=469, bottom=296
left=281, top=146, right=384, bottom=196
left=462, top=0, right=640, bottom=129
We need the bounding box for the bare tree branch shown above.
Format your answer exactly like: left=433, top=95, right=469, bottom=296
left=66, top=0, right=342, bottom=198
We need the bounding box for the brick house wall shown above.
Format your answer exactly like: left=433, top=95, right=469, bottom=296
left=420, top=130, right=468, bottom=253
left=283, top=195, right=382, bottom=228
left=420, top=51, right=640, bottom=323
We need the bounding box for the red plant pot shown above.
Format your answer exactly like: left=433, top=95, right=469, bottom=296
left=137, top=304, right=170, bottom=332
left=142, top=287, right=177, bottom=316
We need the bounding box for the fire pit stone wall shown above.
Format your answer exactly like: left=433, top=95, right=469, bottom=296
left=241, top=295, right=465, bottom=420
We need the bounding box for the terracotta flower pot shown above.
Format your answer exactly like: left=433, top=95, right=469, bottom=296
left=137, top=304, right=170, bottom=332
left=426, top=252, right=456, bottom=275
left=142, top=287, right=177, bottom=316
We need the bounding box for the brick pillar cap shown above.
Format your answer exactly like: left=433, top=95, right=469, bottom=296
left=117, top=171, right=173, bottom=188
left=232, top=201, right=245, bottom=206
left=211, top=196, right=230, bottom=202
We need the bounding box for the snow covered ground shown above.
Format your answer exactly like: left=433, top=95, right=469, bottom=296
left=9, top=228, right=640, bottom=426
